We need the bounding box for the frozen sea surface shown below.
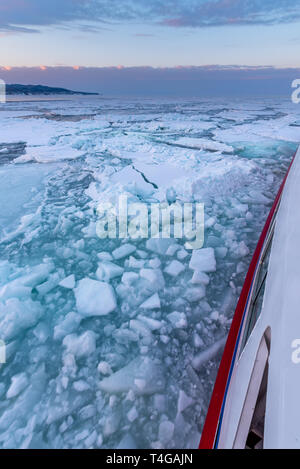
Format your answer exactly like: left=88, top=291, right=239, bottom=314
left=0, top=96, right=299, bottom=449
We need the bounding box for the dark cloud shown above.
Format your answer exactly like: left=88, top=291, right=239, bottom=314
left=1, top=0, right=300, bottom=34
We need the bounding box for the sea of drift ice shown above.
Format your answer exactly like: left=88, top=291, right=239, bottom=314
left=0, top=96, right=299, bottom=449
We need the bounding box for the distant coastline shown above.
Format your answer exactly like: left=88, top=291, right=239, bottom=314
left=6, top=84, right=99, bottom=96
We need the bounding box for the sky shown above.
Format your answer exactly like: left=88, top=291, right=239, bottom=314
left=0, top=0, right=300, bottom=96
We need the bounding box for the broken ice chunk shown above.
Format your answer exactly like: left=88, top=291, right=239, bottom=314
left=236, top=261, right=246, bottom=274
left=0, top=282, right=31, bottom=301
left=96, top=261, right=124, bottom=282
left=103, top=412, right=121, bottom=437
left=75, top=278, right=117, bottom=316
left=36, top=272, right=61, bottom=296
left=75, top=429, right=90, bottom=442
left=138, top=314, right=162, bottom=330
left=189, top=247, right=216, bottom=273
left=146, top=238, right=175, bottom=256
left=235, top=241, right=250, bottom=258
left=139, top=293, right=161, bottom=310
left=130, top=319, right=152, bottom=345
left=117, top=433, right=137, bottom=449
left=177, top=249, right=188, bottom=260
left=63, top=331, right=97, bottom=358
left=248, top=190, right=271, bottom=205
left=113, top=328, right=139, bottom=344
left=0, top=298, right=43, bottom=341
left=99, top=357, right=165, bottom=395
left=167, top=311, right=187, bottom=329
left=148, top=258, right=161, bottom=269
left=97, top=251, right=113, bottom=261
left=190, top=271, right=210, bottom=285
left=134, top=378, right=146, bottom=391
left=158, top=420, right=174, bottom=444
left=177, top=390, right=194, bottom=413
left=206, top=216, right=216, bottom=228
left=97, top=361, right=112, bottom=375
left=184, top=286, right=206, bottom=302
left=164, top=260, right=185, bottom=277
left=127, top=406, right=138, bottom=423
left=128, top=256, right=145, bottom=269
left=121, top=271, right=139, bottom=285
left=140, top=268, right=165, bottom=290
left=193, top=332, right=204, bottom=348
left=111, top=157, right=121, bottom=164
left=6, top=372, right=28, bottom=399
left=192, top=336, right=226, bottom=370
left=59, top=274, right=75, bottom=289
left=165, top=244, right=180, bottom=256
left=112, top=243, right=136, bottom=260
left=210, top=311, right=219, bottom=321
left=73, top=380, right=90, bottom=392
left=78, top=404, right=95, bottom=421
left=33, top=322, right=50, bottom=343
left=160, top=335, right=169, bottom=344
left=16, top=262, right=55, bottom=288
left=136, top=250, right=148, bottom=259
left=53, top=311, right=82, bottom=340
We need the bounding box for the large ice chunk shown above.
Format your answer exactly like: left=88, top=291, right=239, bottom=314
left=189, top=248, right=216, bottom=273
left=99, top=357, right=165, bottom=395
left=0, top=297, right=43, bottom=341
left=139, top=268, right=165, bottom=291
left=164, top=260, right=185, bottom=277
left=112, top=244, right=136, bottom=260
left=192, top=337, right=226, bottom=370
left=75, top=278, right=117, bottom=317
left=96, top=261, right=124, bottom=282
left=63, top=331, right=97, bottom=358
left=16, top=263, right=54, bottom=288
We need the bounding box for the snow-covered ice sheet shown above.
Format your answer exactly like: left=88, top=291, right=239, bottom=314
left=0, top=96, right=298, bottom=449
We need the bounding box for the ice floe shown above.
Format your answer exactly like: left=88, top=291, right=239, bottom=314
left=0, top=96, right=298, bottom=449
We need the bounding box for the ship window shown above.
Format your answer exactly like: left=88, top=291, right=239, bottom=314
left=240, top=232, right=273, bottom=352
left=233, top=330, right=270, bottom=449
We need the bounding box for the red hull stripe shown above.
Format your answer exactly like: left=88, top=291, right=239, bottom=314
left=199, top=153, right=296, bottom=449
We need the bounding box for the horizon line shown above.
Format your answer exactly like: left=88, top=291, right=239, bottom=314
left=1, top=64, right=300, bottom=71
